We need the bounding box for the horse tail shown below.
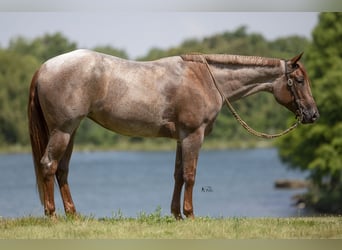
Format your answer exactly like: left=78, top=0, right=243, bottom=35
left=28, top=69, right=49, bottom=205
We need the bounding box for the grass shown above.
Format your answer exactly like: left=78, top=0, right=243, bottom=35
left=1, top=208, right=341, bottom=239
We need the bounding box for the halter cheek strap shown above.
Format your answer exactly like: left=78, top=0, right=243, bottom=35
left=284, top=61, right=304, bottom=122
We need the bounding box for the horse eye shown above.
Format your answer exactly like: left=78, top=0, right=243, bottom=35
left=296, top=76, right=305, bottom=84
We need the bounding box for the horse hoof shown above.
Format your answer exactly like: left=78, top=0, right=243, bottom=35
left=172, top=213, right=183, bottom=220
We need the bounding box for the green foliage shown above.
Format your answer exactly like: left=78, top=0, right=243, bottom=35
left=0, top=29, right=310, bottom=149
left=269, top=36, right=310, bottom=60
left=0, top=49, right=40, bottom=145
left=75, top=119, right=120, bottom=146
left=136, top=206, right=175, bottom=224
left=140, top=26, right=307, bottom=61
left=276, top=13, right=342, bottom=213
left=9, top=32, right=77, bottom=62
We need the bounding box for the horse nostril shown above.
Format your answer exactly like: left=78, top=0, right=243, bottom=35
left=312, top=111, right=320, bottom=122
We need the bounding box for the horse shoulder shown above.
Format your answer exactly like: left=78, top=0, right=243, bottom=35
left=174, top=61, right=222, bottom=132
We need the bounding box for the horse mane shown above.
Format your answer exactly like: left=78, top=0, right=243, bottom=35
left=181, top=53, right=281, bottom=67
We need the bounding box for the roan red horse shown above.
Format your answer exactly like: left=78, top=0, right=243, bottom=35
left=28, top=49, right=319, bottom=219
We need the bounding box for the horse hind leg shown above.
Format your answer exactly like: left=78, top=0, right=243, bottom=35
left=40, top=129, right=73, bottom=216
left=56, top=131, right=77, bottom=216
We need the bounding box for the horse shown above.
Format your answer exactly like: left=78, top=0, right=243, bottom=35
left=28, top=49, right=319, bottom=219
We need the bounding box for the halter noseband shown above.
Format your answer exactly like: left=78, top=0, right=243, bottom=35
left=284, top=60, right=303, bottom=123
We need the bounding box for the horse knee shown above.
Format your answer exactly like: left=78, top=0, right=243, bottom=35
left=183, top=173, right=195, bottom=186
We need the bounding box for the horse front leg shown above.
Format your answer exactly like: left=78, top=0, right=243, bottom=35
left=181, top=128, right=204, bottom=219
left=171, top=141, right=184, bottom=220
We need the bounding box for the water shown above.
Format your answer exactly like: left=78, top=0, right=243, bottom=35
left=0, top=148, right=310, bottom=218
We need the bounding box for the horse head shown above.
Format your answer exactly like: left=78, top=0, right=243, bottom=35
left=273, top=53, right=319, bottom=124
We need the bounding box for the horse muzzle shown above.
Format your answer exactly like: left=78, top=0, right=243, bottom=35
left=299, top=108, right=320, bottom=124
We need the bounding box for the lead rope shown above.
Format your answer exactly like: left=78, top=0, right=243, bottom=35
left=200, top=55, right=300, bottom=139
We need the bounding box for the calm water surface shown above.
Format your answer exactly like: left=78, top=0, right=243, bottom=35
left=0, top=148, right=310, bottom=218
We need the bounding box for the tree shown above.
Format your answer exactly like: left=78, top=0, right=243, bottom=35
left=9, top=32, right=77, bottom=62
left=0, top=49, right=40, bottom=145
left=276, top=13, right=342, bottom=214
left=269, top=36, right=311, bottom=60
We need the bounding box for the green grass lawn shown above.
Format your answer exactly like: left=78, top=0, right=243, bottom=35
left=1, top=210, right=341, bottom=239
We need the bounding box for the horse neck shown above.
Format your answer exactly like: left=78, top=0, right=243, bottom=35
left=205, top=54, right=285, bottom=101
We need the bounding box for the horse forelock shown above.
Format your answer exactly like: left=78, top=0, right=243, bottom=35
left=181, top=53, right=281, bottom=68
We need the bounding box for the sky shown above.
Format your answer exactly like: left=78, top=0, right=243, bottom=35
left=0, top=12, right=319, bottom=59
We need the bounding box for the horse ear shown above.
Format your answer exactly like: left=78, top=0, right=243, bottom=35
left=290, top=52, right=304, bottom=65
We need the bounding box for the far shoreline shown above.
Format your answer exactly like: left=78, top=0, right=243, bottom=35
left=0, top=139, right=274, bottom=155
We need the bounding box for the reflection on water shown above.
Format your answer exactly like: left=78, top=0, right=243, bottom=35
left=0, top=148, right=312, bottom=218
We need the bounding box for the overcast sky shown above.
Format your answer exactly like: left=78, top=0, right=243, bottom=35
left=0, top=12, right=318, bottom=59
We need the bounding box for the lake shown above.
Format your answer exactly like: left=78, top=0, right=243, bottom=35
left=0, top=148, right=311, bottom=218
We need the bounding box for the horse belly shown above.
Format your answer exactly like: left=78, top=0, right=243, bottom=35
left=89, top=97, right=167, bottom=138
